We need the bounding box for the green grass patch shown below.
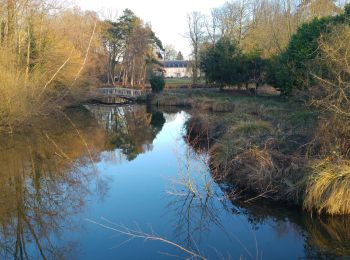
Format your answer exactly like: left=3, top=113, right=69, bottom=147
left=165, top=78, right=206, bottom=87
left=165, top=78, right=192, bottom=85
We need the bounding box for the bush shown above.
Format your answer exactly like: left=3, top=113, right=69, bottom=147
left=200, top=38, right=267, bottom=93
left=149, top=74, right=165, bottom=93
left=275, top=5, right=350, bottom=96
left=200, top=37, right=245, bottom=87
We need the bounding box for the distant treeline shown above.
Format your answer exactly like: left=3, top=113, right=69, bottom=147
left=194, top=1, right=350, bottom=124
left=187, top=0, right=348, bottom=93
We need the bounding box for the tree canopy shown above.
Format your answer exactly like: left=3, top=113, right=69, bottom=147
left=103, top=9, right=164, bottom=86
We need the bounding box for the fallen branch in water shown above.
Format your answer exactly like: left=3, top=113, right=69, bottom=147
left=86, top=217, right=207, bottom=259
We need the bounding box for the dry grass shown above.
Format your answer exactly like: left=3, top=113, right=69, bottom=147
left=211, top=100, right=235, bottom=112
left=210, top=143, right=306, bottom=202
left=184, top=95, right=315, bottom=206
left=219, top=148, right=279, bottom=194
left=308, top=116, right=350, bottom=158
left=304, top=160, right=350, bottom=215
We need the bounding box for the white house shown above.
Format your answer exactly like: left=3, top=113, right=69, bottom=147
left=162, top=60, right=190, bottom=78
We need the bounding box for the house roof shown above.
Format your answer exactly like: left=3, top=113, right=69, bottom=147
left=162, top=60, right=188, bottom=68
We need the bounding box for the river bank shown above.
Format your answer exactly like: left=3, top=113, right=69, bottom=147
left=1, top=103, right=350, bottom=259
left=149, top=89, right=350, bottom=215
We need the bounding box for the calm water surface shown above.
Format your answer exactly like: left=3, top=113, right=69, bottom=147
left=0, top=104, right=349, bottom=259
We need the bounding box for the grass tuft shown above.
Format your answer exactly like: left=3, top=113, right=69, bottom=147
left=304, top=160, right=350, bottom=215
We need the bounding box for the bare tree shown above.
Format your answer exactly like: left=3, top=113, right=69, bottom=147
left=204, top=8, right=222, bottom=45
left=199, top=0, right=345, bottom=58
left=164, top=44, right=177, bottom=60
left=187, top=11, right=204, bottom=86
left=310, top=25, right=350, bottom=118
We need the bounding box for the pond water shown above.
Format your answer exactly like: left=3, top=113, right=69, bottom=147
left=0, top=104, right=349, bottom=260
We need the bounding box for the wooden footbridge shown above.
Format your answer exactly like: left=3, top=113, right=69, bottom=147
left=97, top=87, right=144, bottom=100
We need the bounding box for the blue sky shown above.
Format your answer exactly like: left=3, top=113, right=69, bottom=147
left=75, top=0, right=227, bottom=57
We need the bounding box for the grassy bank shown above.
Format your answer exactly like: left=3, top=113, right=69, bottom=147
left=151, top=90, right=350, bottom=215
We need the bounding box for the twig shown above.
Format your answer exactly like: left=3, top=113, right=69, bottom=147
left=86, top=218, right=207, bottom=260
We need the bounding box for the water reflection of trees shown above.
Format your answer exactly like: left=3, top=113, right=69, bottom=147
left=0, top=109, right=108, bottom=259
left=170, top=167, right=350, bottom=259
left=166, top=138, right=224, bottom=253
left=0, top=105, right=165, bottom=259
left=167, top=192, right=223, bottom=250
left=220, top=187, right=350, bottom=258
left=86, top=105, right=165, bottom=161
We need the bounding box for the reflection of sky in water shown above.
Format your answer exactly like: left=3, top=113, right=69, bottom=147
left=2, top=106, right=349, bottom=260
left=60, top=110, right=306, bottom=260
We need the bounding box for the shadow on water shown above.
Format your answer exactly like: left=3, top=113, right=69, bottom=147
left=1, top=104, right=350, bottom=259
left=227, top=199, right=350, bottom=259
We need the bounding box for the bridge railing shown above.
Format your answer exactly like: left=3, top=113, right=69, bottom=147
left=98, top=87, right=144, bottom=98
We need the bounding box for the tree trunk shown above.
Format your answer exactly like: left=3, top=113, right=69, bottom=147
left=7, top=0, right=16, bottom=49
left=130, top=57, right=135, bottom=87
left=0, top=20, right=6, bottom=45
left=25, top=24, right=31, bottom=84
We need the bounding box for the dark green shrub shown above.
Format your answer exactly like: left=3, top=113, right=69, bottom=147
left=242, top=50, right=266, bottom=89
left=149, top=74, right=165, bottom=93
left=275, top=4, right=350, bottom=96
left=201, top=38, right=267, bottom=93
left=200, top=37, right=245, bottom=87
left=265, top=56, right=278, bottom=87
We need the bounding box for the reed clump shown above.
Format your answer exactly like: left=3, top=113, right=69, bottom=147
left=210, top=140, right=306, bottom=202
left=304, top=160, right=350, bottom=215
